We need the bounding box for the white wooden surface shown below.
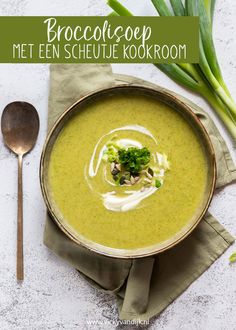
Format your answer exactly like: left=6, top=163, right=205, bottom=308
left=0, top=1, right=235, bottom=329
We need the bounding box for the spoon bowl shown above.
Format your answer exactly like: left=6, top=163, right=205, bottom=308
left=1, top=101, right=39, bottom=281
left=1, top=101, right=39, bottom=156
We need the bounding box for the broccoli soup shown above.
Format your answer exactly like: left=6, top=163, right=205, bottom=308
left=48, top=93, right=208, bottom=250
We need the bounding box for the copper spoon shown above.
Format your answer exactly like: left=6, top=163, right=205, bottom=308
left=1, top=102, right=39, bottom=281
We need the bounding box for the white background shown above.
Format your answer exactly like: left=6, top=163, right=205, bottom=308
left=0, top=1, right=236, bottom=329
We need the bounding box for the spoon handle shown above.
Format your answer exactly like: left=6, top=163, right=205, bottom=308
left=17, top=154, right=24, bottom=281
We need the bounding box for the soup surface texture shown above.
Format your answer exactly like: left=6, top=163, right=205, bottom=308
left=48, top=94, right=208, bottom=250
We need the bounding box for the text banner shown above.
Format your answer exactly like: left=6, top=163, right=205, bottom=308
left=0, top=16, right=199, bottom=63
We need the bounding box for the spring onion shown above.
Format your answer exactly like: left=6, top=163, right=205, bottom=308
left=107, top=0, right=236, bottom=142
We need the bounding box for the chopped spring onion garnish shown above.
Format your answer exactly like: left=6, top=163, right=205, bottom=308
left=229, top=252, right=236, bottom=264
left=155, top=179, right=162, bottom=188
left=102, top=141, right=168, bottom=188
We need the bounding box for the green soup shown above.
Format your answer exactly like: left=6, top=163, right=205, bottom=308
left=48, top=94, right=208, bottom=250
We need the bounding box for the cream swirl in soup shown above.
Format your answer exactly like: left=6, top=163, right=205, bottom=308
left=85, top=125, right=169, bottom=212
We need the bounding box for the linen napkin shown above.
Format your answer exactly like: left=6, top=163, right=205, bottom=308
left=44, top=64, right=236, bottom=321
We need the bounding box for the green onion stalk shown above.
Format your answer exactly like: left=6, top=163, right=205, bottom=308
left=107, top=0, right=236, bottom=142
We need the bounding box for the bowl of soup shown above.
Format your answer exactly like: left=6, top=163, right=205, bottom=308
left=40, top=85, right=216, bottom=258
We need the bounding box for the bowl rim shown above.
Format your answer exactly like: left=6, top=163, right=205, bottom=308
left=40, top=84, right=217, bottom=259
